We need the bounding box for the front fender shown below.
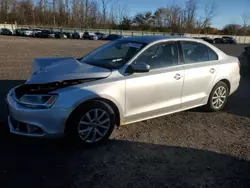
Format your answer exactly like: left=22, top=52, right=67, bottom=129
left=71, top=93, right=125, bottom=123
left=54, top=86, right=125, bottom=124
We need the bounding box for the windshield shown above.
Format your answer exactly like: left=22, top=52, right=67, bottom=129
left=80, top=40, right=146, bottom=69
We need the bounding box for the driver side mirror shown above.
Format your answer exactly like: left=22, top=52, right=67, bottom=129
left=126, top=62, right=150, bottom=74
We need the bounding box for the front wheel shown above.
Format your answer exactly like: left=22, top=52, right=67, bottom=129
left=66, top=101, right=115, bottom=145
left=204, top=81, right=229, bottom=112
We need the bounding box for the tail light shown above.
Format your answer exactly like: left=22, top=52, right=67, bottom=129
left=238, top=59, right=241, bottom=69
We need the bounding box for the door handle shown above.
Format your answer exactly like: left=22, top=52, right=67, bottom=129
left=174, top=73, right=182, bottom=80
left=210, top=68, right=216, bottom=74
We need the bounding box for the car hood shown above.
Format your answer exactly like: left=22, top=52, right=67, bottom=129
left=26, top=57, right=112, bottom=84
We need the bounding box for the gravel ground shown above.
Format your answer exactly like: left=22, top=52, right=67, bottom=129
left=0, top=36, right=250, bottom=188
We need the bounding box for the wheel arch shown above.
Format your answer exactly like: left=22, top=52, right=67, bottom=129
left=219, top=79, right=231, bottom=93
left=65, top=97, right=122, bottom=133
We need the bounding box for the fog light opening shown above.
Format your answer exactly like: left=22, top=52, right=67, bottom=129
left=27, top=124, right=44, bottom=134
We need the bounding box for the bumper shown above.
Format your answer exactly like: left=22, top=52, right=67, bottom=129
left=230, top=76, right=240, bottom=95
left=6, top=92, right=71, bottom=138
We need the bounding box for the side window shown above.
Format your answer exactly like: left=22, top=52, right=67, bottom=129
left=181, top=42, right=209, bottom=64
left=207, top=47, right=218, bottom=61
left=135, top=42, right=178, bottom=69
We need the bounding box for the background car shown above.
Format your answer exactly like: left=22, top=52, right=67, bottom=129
left=88, top=33, right=98, bottom=40
left=222, top=36, right=237, bottom=44
left=19, top=28, right=29, bottom=36
left=36, top=30, right=54, bottom=38
left=48, top=32, right=55, bottom=38
left=23, top=29, right=34, bottom=36
left=239, top=46, right=250, bottom=74
left=0, top=28, right=13, bottom=35
left=106, top=34, right=124, bottom=41
left=54, top=32, right=67, bottom=39
left=63, top=32, right=72, bottom=38
left=214, top=38, right=227, bottom=44
left=72, top=32, right=83, bottom=39
left=13, top=29, right=22, bottom=36
left=83, top=32, right=98, bottom=40
left=95, top=32, right=107, bottom=40
left=31, top=29, right=42, bottom=37
left=201, top=37, right=214, bottom=44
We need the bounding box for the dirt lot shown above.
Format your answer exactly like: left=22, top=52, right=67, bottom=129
left=0, top=36, right=250, bottom=188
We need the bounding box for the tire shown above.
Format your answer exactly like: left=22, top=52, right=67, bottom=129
left=65, top=100, right=116, bottom=145
left=204, top=81, right=229, bottom=112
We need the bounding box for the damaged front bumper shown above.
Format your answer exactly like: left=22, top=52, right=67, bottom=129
left=6, top=77, right=104, bottom=137
left=6, top=88, right=71, bottom=137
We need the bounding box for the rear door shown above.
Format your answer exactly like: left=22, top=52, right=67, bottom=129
left=179, top=41, right=219, bottom=109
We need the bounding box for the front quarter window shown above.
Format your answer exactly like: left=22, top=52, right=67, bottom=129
left=80, top=40, right=146, bottom=69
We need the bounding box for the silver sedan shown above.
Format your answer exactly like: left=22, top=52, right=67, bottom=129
left=6, top=36, right=241, bottom=144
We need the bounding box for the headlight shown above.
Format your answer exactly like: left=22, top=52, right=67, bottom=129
left=18, top=94, right=58, bottom=109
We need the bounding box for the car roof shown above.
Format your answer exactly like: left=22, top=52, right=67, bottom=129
left=122, top=35, right=189, bottom=44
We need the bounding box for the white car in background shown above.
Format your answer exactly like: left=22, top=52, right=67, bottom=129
left=32, top=29, right=42, bottom=37
left=23, top=29, right=34, bottom=36
left=23, top=29, right=42, bottom=37
left=19, top=28, right=29, bottom=36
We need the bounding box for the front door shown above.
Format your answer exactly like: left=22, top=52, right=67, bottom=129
left=125, top=41, right=184, bottom=123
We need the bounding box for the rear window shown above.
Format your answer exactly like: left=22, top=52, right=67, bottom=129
left=181, top=41, right=218, bottom=63
left=207, top=48, right=218, bottom=61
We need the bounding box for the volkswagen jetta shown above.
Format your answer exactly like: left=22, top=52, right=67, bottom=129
left=6, top=36, right=241, bottom=144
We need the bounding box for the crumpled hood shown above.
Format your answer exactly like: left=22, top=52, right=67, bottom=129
left=26, top=57, right=112, bottom=84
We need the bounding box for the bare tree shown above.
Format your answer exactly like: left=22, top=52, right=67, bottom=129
left=52, top=0, right=56, bottom=26
left=242, top=11, right=250, bottom=35
left=101, top=0, right=110, bottom=27
left=65, top=0, right=69, bottom=25
left=117, top=1, right=128, bottom=25
left=85, top=0, right=89, bottom=28
left=0, top=0, right=9, bottom=22
left=196, top=1, right=218, bottom=33
left=181, top=0, right=198, bottom=32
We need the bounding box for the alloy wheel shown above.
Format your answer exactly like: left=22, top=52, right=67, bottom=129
left=212, top=86, right=227, bottom=109
left=77, top=109, right=111, bottom=143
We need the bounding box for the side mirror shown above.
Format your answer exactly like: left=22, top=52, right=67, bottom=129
left=126, top=62, right=150, bottom=74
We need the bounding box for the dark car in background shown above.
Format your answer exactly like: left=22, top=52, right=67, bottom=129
left=214, top=38, right=227, bottom=44
left=83, top=32, right=98, bottom=40
left=72, top=32, right=83, bottom=39
left=63, top=32, right=72, bottom=38
left=13, top=29, right=22, bottom=36
left=201, top=37, right=214, bottom=44
left=95, top=32, right=107, bottom=40
left=106, top=34, right=124, bottom=41
left=54, top=32, right=67, bottom=39
left=222, top=36, right=236, bottom=44
left=0, top=28, right=12, bottom=35
left=36, top=30, right=54, bottom=38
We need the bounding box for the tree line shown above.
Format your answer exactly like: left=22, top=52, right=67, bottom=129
left=0, top=0, right=250, bottom=35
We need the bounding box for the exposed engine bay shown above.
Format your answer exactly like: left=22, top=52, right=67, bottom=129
left=14, top=78, right=102, bottom=99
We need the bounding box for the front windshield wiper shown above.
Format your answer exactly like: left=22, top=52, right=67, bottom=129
left=98, top=57, right=124, bottom=61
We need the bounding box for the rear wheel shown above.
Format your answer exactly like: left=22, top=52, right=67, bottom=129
left=66, top=101, right=115, bottom=145
left=204, top=81, right=229, bottom=112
